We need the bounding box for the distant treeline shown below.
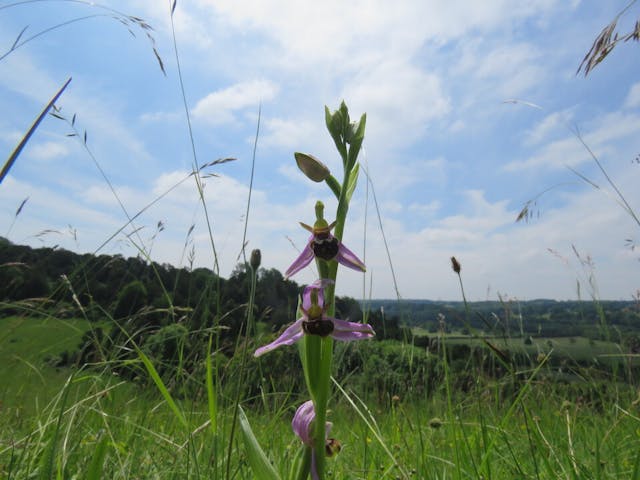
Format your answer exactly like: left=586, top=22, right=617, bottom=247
left=0, top=236, right=408, bottom=343
left=367, top=297, right=640, bottom=340
left=2, top=237, right=639, bottom=344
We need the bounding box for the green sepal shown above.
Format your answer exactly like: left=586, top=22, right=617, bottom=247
left=345, top=162, right=360, bottom=204
left=346, top=113, right=366, bottom=172
left=238, top=406, right=282, bottom=480
left=325, top=105, right=347, bottom=163
left=290, top=444, right=312, bottom=480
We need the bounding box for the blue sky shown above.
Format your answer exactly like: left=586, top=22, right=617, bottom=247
left=1, top=0, right=639, bottom=301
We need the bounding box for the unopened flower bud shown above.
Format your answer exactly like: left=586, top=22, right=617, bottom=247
left=250, top=249, right=261, bottom=269
left=294, top=152, right=331, bottom=182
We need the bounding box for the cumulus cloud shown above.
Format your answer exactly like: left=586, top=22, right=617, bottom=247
left=191, top=79, right=279, bottom=125
left=524, top=109, right=575, bottom=146
left=355, top=179, right=640, bottom=300
left=27, top=141, right=70, bottom=161
left=342, top=59, right=450, bottom=147
left=260, top=116, right=318, bottom=150
left=624, top=82, right=640, bottom=109
left=504, top=111, right=640, bottom=171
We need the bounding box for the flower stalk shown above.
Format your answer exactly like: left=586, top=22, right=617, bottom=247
left=307, top=102, right=367, bottom=478
left=251, top=102, right=369, bottom=480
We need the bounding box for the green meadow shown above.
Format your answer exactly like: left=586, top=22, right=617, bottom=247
left=2, top=315, right=640, bottom=479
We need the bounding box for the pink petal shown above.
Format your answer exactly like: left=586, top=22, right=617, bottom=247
left=254, top=319, right=304, bottom=357
left=331, top=318, right=375, bottom=341
left=285, top=239, right=315, bottom=278
left=291, top=400, right=332, bottom=480
left=292, top=400, right=315, bottom=445
left=336, top=242, right=366, bottom=272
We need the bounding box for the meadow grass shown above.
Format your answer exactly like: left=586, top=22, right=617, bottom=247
left=2, top=315, right=640, bottom=479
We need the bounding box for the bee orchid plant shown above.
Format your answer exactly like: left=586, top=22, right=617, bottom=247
left=244, top=102, right=373, bottom=480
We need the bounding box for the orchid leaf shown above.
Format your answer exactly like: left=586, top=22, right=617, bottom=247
left=238, top=406, right=281, bottom=480
left=290, top=445, right=312, bottom=480
left=345, top=162, right=360, bottom=204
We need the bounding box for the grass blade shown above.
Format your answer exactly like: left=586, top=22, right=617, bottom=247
left=206, top=334, right=218, bottom=432
left=135, top=346, right=187, bottom=428
left=1, top=77, right=71, bottom=184
left=86, top=431, right=109, bottom=480
left=38, top=373, right=74, bottom=480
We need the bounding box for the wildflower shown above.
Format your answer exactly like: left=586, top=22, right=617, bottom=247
left=285, top=201, right=366, bottom=278
left=254, top=279, right=374, bottom=357
left=292, top=400, right=339, bottom=480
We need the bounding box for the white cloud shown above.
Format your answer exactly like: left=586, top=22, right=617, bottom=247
left=0, top=130, right=22, bottom=146
left=26, top=141, right=70, bottom=161
left=505, top=111, right=640, bottom=171
left=437, top=190, right=512, bottom=235
left=624, top=81, right=640, bottom=109
left=354, top=176, right=640, bottom=300
left=454, top=41, right=546, bottom=99
left=343, top=59, right=450, bottom=147
left=191, top=80, right=279, bottom=125
left=408, top=200, right=441, bottom=216
left=197, top=0, right=563, bottom=70
left=260, top=117, right=317, bottom=150
left=524, top=109, right=575, bottom=146
left=139, top=111, right=182, bottom=123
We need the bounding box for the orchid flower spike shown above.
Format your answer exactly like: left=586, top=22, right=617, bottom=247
left=254, top=279, right=374, bottom=357
left=292, top=400, right=340, bottom=480
left=285, top=201, right=366, bottom=278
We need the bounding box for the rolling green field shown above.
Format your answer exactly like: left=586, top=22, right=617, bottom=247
left=0, top=316, right=95, bottom=416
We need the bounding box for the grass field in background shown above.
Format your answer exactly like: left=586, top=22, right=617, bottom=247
left=0, top=316, right=94, bottom=415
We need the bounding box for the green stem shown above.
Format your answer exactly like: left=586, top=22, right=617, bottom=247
left=305, top=103, right=365, bottom=479
left=309, top=157, right=353, bottom=479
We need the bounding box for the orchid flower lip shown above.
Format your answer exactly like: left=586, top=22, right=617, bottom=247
left=253, top=279, right=374, bottom=356
left=284, top=219, right=366, bottom=278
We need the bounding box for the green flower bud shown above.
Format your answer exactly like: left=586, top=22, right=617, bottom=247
left=250, top=249, right=261, bottom=269
left=294, top=152, right=331, bottom=182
